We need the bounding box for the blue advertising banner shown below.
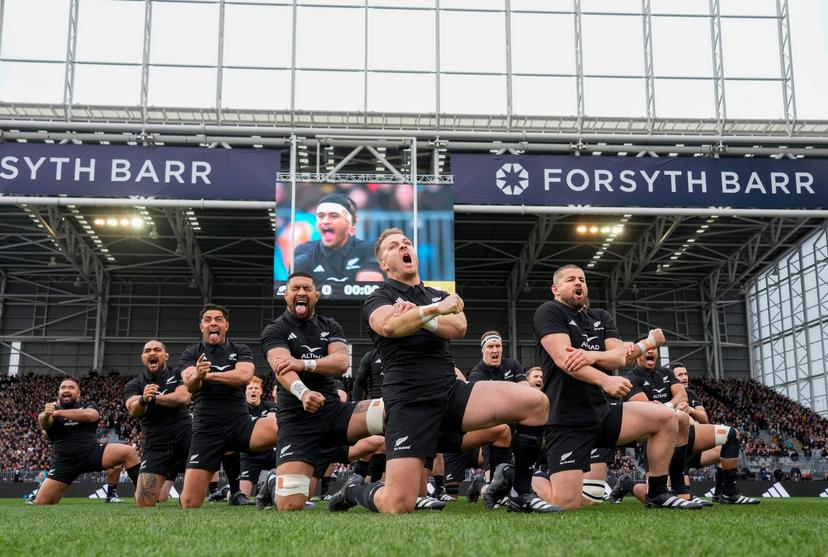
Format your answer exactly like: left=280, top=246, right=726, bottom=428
left=0, top=144, right=281, bottom=200
left=452, top=154, right=828, bottom=209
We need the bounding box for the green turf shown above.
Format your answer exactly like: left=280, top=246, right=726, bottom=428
left=1, top=498, right=826, bottom=557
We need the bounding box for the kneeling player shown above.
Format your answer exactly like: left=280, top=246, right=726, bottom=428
left=259, top=272, right=385, bottom=511
left=36, top=378, right=140, bottom=505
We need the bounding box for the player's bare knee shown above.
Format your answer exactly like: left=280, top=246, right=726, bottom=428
left=179, top=495, right=203, bottom=509
left=495, top=424, right=511, bottom=446
left=557, top=492, right=582, bottom=510
left=276, top=498, right=306, bottom=512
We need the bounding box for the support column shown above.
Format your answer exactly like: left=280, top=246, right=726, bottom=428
left=92, top=280, right=110, bottom=373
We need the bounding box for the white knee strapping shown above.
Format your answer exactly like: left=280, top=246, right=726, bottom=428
left=366, top=398, right=385, bottom=435
left=275, top=474, right=310, bottom=497
left=582, top=480, right=608, bottom=503
left=714, top=425, right=731, bottom=447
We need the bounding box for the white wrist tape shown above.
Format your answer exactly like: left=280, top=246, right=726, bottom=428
left=664, top=402, right=674, bottom=409
left=646, top=334, right=658, bottom=348
left=303, top=359, right=317, bottom=372
left=418, top=303, right=438, bottom=323
left=637, top=342, right=648, bottom=355
left=275, top=474, right=310, bottom=497
left=366, top=398, right=385, bottom=435
left=290, top=379, right=308, bottom=401
left=423, top=317, right=439, bottom=332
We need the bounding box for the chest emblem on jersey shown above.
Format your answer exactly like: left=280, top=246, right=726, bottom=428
left=431, top=297, right=441, bottom=302
left=662, top=376, right=669, bottom=382
left=653, top=388, right=667, bottom=394
left=212, top=364, right=231, bottom=371
left=643, top=380, right=650, bottom=386
left=287, top=332, right=297, bottom=340
left=314, top=265, right=325, bottom=272
left=165, top=376, right=176, bottom=384
left=301, top=345, right=323, bottom=353
left=321, top=332, right=330, bottom=339
left=229, top=353, right=237, bottom=360
left=346, top=258, right=360, bottom=270
left=569, top=320, right=578, bottom=327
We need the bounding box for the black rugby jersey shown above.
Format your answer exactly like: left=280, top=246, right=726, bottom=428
left=260, top=310, right=347, bottom=410
left=293, top=236, right=381, bottom=283
left=178, top=340, right=254, bottom=428
left=46, top=401, right=100, bottom=455
left=686, top=388, right=703, bottom=410
left=363, top=279, right=454, bottom=402
left=624, top=363, right=679, bottom=404
left=352, top=349, right=384, bottom=400
left=469, top=357, right=527, bottom=384
left=533, top=299, right=619, bottom=426
left=123, top=365, right=191, bottom=450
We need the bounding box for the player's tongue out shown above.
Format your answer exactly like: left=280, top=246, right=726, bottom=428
left=295, top=299, right=308, bottom=317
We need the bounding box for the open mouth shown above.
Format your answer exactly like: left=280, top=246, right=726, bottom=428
left=208, top=327, right=220, bottom=343
left=573, top=287, right=584, bottom=300
left=321, top=226, right=336, bottom=243
left=402, top=252, right=412, bottom=265
left=147, top=356, right=159, bottom=368
left=295, top=297, right=309, bottom=317
left=645, top=354, right=657, bottom=365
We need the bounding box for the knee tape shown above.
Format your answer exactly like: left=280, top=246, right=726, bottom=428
left=366, top=398, right=385, bottom=435
left=275, top=474, right=310, bottom=497
left=714, top=425, right=732, bottom=447
left=582, top=480, right=608, bottom=503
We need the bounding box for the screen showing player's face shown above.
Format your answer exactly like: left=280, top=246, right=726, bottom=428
left=200, top=310, right=229, bottom=345
left=285, top=275, right=320, bottom=319
left=637, top=347, right=658, bottom=369
left=482, top=339, right=502, bottom=366
left=141, top=340, right=168, bottom=374
left=316, top=208, right=353, bottom=250
left=379, top=233, right=417, bottom=280
left=552, top=267, right=588, bottom=310
left=527, top=368, right=543, bottom=389
left=246, top=382, right=262, bottom=404
left=673, top=366, right=689, bottom=386
left=58, top=380, right=80, bottom=407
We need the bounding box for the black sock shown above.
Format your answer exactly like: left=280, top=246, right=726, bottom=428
left=125, top=464, right=140, bottom=486
left=446, top=484, right=460, bottom=496
left=347, top=481, right=382, bottom=512
left=209, top=481, right=218, bottom=494
left=488, top=445, right=510, bottom=480
left=721, top=467, right=738, bottom=495
left=221, top=454, right=241, bottom=494
left=353, top=460, right=371, bottom=477
left=715, top=467, right=724, bottom=495
left=369, top=453, right=386, bottom=482
left=512, top=425, right=544, bottom=495
left=434, top=474, right=444, bottom=492
left=320, top=476, right=332, bottom=496
left=647, top=474, right=668, bottom=498
left=108, top=484, right=118, bottom=497
left=669, top=444, right=689, bottom=493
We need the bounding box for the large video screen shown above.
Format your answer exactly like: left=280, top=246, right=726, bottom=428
left=273, top=182, right=454, bottom=299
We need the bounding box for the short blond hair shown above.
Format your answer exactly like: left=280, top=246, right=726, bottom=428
left=374, top=227, right=406, bottom=261
left=249, top=376, right=263, bottom=387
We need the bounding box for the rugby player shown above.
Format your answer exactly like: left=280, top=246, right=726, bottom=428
left=35, top=378, right=140, bottom=505
left=526, top=367, right=543, bottom=389
left=329, top=228, right=556, bottom=514
left=124, top=339, right=192, bottom=507
left=533, top=264, right=701, bottom=510
left=238, top=376, right=278, bottom=498
left=293, top=193, right=384, bottom=284
left=258, top=271, right=384, bottom=512
left=612, top=349, right=759, bottom=505
left=351, top=349, right=386, bottom=483
left=178, top=304, right=279, bottom=508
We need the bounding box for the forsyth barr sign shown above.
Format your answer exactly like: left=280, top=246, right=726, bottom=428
left=0, top=143, right=281, bottom=200
left=452, top=154, right=828, bottom=209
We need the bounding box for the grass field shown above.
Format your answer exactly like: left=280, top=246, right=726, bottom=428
left=1, top=498, right=826, bottom=557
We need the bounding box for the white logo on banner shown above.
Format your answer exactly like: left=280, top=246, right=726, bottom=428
left=496, top=163, right=529, bottom=196
left=762, top=482, right=790, bottom=498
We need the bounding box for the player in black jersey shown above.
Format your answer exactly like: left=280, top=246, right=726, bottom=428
left=293, top=193, right=384, bottom=285
left=671, top=362, right=708, bottom=424
left=260, top=272, right=384, bottom=512
left=238, top=376, right=278, bottom=498
left=534, top=264, right=701, bottom=510
left=124, top=339, right=192, bottom=507
left=331, top=228, right=554, bottom=514
left=614, top=350, right=759, bottom=505
left=35, top=378, right=141, bottom=505
left=178, top=304, right=279, bottom=508
left=352, top=349, right=384, bottom=401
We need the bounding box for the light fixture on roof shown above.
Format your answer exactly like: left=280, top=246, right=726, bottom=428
left=149, top=228, right=159, bottom=240
left=73, top=277, right=82, bottom=288
left=48, top=256, right=57, bottom=267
